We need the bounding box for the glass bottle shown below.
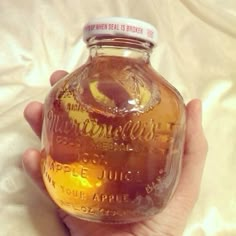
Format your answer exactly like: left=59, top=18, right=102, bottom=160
left=41, top=17, right=186, bottom=224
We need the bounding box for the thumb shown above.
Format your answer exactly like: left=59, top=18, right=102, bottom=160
left=169, top=99, right=208, bottom=212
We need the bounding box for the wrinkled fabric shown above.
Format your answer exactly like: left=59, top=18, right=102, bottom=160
left=0, top=0, right=235, bottom=235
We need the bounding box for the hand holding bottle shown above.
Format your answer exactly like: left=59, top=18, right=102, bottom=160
left=23, top=70, right=207, bottom=236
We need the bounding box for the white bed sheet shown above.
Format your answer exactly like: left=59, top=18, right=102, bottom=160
left=0, top=1, right=236, bottom=235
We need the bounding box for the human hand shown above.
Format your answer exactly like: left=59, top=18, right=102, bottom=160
left=23, top=70, right=208, bottom=236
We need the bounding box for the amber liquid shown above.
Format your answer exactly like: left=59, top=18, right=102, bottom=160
left=41, top=55, right=185, bottom=223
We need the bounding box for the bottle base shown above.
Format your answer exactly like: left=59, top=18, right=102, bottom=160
left=64, top=210, right=159, bottom=224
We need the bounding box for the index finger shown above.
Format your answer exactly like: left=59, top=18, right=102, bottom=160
left=50, top=70, right=68, bottom=86
left=24, top=70, right=69, bottom=138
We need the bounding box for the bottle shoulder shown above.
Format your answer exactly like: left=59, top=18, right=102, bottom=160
left=46, top=56, right=185, bottom=120
left=144, top=64, right=184, bottom=103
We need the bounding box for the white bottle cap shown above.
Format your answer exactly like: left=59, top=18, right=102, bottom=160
left=83, top=17, right=158, bottom=46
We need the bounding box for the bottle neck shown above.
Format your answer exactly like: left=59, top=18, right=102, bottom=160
left=87, top=37, right=153, bottom=62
